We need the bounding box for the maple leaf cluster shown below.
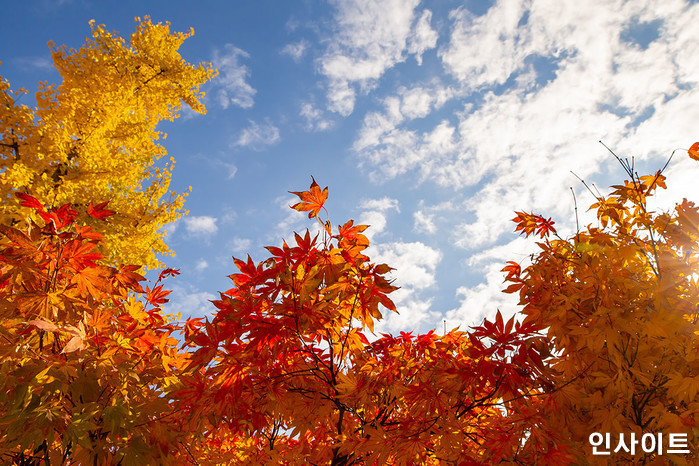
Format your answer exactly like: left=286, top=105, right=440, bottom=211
left=173, top=179, right=562, bottom=464
left=0, top=194, right=189, bottom=464
left=502, top=155, right=699, bottom=464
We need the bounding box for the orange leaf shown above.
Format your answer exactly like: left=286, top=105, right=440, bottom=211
left=289, top=176, right=328, bottom=219
left=62, top=335, right=84, bottom=353
left=27, top=319, right=58, bottom=332
left=501, top=261, right=521, bottom=280
left=689, top=142, right=699, bottom=161
left=0, top=224, right=35, bottom=250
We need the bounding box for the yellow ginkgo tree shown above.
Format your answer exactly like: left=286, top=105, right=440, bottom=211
left=0, top=17, right=216, bottom=268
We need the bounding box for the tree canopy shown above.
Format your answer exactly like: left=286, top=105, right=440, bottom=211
left=0, top=17, right=216, bottom=269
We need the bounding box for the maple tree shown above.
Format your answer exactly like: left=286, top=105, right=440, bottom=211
left=0, top=17, right=216, bottom=269
left=505, top=148, right=699, bottom=463
left=0, top=194, right=191, bottom=464
left=174, top=178, right=567, bottom=465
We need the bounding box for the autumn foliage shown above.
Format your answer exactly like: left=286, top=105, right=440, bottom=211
left=0, top=194, right=188, bottom=464
left=0, top=17, right=216, bottom=269
left=171, top=178, right=563, bottom=465
left=2, top=17, right=699, bottom=466
left=505, top=159, right=699, bottom=464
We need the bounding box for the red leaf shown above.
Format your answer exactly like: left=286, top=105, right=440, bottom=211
left=115, top=265, right=146, bottom=293
left=146, top=284, right=172, bottom=306
left=87, top=201, right=115, bottom=220
left=158, top=268, right=181, bottom=281
left=15, top=192, right=44, bottom=211
left=41, top=204, right=79, bottom=231
left=535, top=216, right=556, bottom=237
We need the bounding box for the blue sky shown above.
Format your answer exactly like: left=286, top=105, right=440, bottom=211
left=3, top=0, right=699, bottom=335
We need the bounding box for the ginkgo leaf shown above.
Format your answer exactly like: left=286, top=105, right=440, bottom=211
left=0, top=17, right=216, bottom=466
left=0, top=17, right=216, bottom=269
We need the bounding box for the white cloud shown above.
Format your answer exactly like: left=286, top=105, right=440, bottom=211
left=225, top=163, right=238, bottom=179
left=184, top=216, right=218, bottom=237
left=357, top=197, right=399, bottom=241
left=358, top=210, right=388, bottom=241
left=353, top=84, right=453, bottom=155
left=320, top=0, right=438, bottom=115
left=346, top=0, right=699, bottom=333
left=372, top=241, right=441, bottom=289
left=407, top=9, right=439, bottom=65
left=300, top=102, right=334, bottom=131
left=195, top=259, right=208, bottom=272
left=399, top=84, right=452, bottom=119
left=281, top=40, right=310, bottom=61
left=228, top=237, right=253, bottom=255
left=439, top=1, right=533, bottom=89
left=14, top=56, right=53, bottom=71
left=369, top=241, right=442, bottom=333
left=378, top=296, right=435, bottom=335
left=162, top=221, right=177, bottom=236
left=208, top=157, right=238, bottom=179
left=466, top=236, right=536, bottom=268
left=444, top=236, right=542, bottom=329
left=353, top=0, right=699, bottom=245
left=234, top=119, right=280, bottom=149
left=358, top=197, right=399, bottom=212
left=213, top=44, right=256, bottom=109
left=220, top=208, right=238, bottom=225
left=413, top=210, right=437, bottom=234
left=326, top=81, right=357, bottom=117
left=163, top=284, right=216, bottom=319
left=445, top=263, right=522, bottom=329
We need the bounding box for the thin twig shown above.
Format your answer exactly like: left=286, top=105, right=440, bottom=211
left=570, top=187, right=579, bottom=237
left=570, top=171, right=598, bottom=200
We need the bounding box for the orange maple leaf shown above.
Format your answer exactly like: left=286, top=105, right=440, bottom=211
left=289, top=176, right=328, bottom=219
left=689, top=142, right=699, bottom=161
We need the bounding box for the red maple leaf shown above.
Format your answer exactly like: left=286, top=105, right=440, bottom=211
left=87, top=201, right=115, bottom=220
